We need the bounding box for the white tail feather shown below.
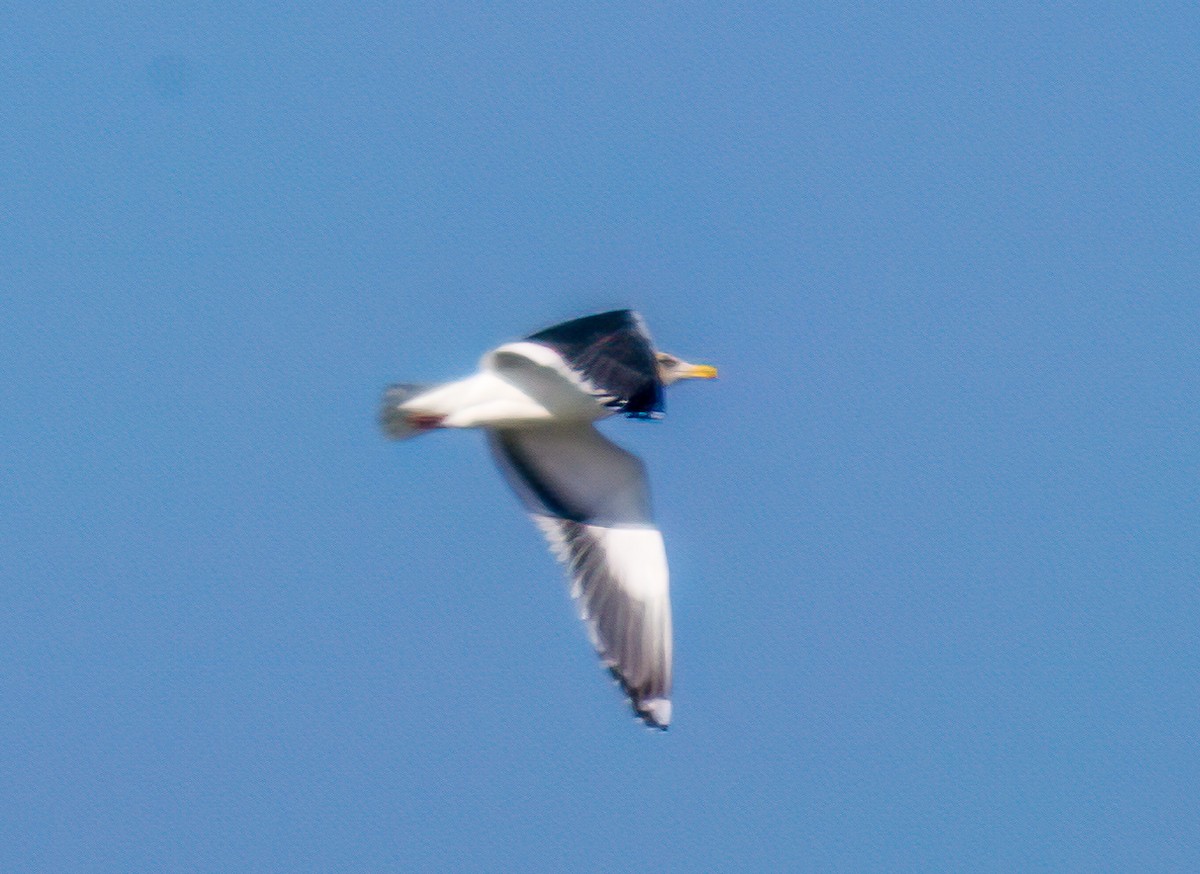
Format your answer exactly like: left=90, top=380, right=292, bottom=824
left=379, top=384, right=432, bottom=440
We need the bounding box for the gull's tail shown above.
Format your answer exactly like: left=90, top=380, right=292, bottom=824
left=379, top=383, right=433, bottom=440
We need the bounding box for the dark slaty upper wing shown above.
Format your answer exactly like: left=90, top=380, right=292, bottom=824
left=525, top=310, right=664, bottom=418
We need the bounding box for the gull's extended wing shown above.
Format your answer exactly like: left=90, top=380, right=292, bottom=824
left=488, top=424, right=672, bottom=728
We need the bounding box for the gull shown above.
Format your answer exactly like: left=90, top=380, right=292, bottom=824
left=379, top=310, right=717, bottom=729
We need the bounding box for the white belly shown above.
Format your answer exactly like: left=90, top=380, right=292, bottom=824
left=402, top=372, right=608, bottom=429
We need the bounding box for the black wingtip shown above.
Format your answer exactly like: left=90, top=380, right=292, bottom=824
left=607, top=666, right=671, bottom=731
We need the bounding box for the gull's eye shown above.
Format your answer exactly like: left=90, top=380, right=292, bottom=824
left=656, top=354, right=678, bottom=367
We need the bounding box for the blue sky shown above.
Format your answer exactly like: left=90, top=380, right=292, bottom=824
left=2, top=3, right=1197, bottom=870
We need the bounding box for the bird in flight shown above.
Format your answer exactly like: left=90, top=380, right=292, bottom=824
left=379, top=310, right=717, bottom=729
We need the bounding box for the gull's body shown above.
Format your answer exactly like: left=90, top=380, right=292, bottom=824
left=380, top=310, right=716, bottom=729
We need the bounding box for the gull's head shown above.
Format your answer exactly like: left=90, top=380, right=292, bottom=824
left=655, top=351, right=718, bottom=386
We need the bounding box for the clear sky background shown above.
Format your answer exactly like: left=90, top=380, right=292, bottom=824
left=3, top=3, right=1197, bottom=871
